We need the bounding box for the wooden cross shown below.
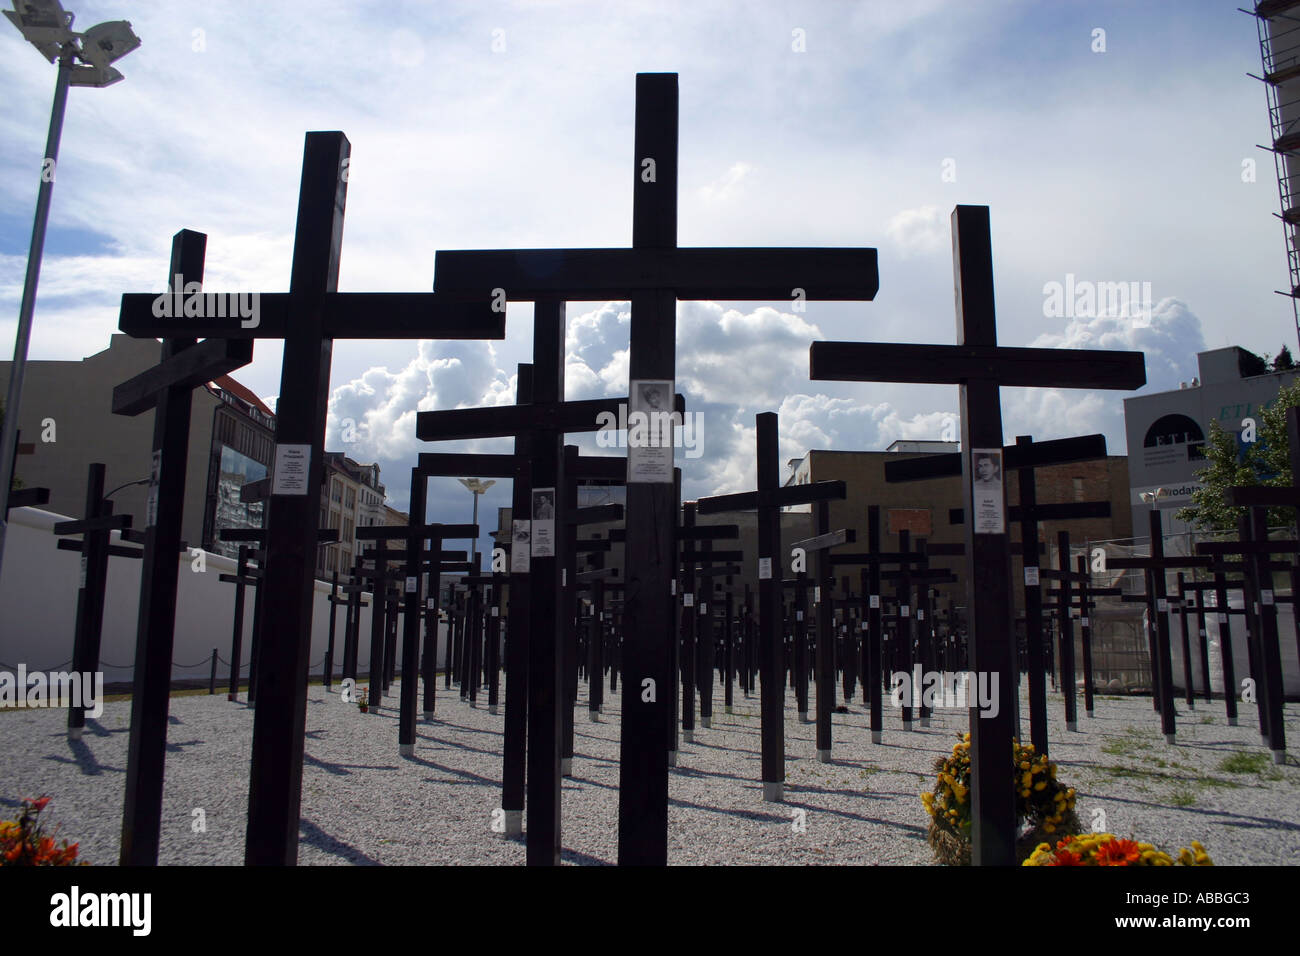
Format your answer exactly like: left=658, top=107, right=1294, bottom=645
left=810, top=205, right=1146, bottom=865
left=676, top=507, right=740, bottom=738
left=110, top=230, right=253, bottom=864
left=432, top=74, right=878, bottom=863
left=1195, top=515, right=1294, bottom=763
left=826, top=511, right=932, bottom=740
left=218, top=525, right=338, bottom=707
left=1108, top=509, right=1211, bottom=743
left=795, top=499, right=855, bottom=761
left=356, top=519, right=476, bottom=754
left=217, top=545, right=258, bottom=699
left=54, top=463, right=135, bottom=741
left=118, top=132, right=506, bottom=865
left=889, top=432, right=1112, bottom=753
left=697, top=412, right=848, bottom=801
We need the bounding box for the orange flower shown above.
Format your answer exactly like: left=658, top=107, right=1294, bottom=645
left=1096, top=838, right=1141, bottom=866
left=1048, top=849, right=1083, bottom=866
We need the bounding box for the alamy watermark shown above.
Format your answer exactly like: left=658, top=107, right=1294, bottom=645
left=594, top=404, right=704, bottom=459
left=152, top=274, right=259, bottom=329
left=888, top=665, right=999, bottom=718
left=0, top=666, right=103, bottom=718
left=1042, top=274, right=1151, bottom=327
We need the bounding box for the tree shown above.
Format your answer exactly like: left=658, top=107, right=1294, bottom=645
left=1272, top=344, right=1296, bottom=372
left=1175, top=378, right=1300, bottom=532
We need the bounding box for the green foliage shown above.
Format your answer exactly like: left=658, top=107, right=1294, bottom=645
left=1273, top=345, right=1296, bottom=371
left=1175, top=378, right=1300, bottom=532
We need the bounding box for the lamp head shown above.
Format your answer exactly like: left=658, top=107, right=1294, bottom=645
left=78, top=19, right=139, bottom=67
left=458, top=478, right=497, bottom=495
left=4, top=0, right=74, bottom=62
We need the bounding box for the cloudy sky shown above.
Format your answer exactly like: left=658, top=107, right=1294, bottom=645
left=0, top=0, right=1287, bottom=550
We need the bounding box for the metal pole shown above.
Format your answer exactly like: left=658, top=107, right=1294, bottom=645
left=0, top=50, right=73, bottom=588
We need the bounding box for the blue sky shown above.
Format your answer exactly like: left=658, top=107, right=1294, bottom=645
left=0, top=0, right=1288, bottom=548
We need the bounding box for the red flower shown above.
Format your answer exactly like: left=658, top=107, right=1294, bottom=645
left=1096, top=838, right=1141, bottom=866
left=1048, top=849, right=1083, bottom=866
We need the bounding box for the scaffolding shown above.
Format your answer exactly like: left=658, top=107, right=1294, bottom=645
left=1247, top=0, right=1300, bottom=350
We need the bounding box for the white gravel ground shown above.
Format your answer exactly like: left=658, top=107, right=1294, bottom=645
left=2, top=675, right=1297, bottom=865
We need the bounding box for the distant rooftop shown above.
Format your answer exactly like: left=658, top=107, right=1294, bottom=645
left=885, top=439, right=959, bottom=453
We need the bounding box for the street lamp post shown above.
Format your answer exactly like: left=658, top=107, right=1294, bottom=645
left=0, top=1, right=140, bottom=589
left=457, top=477, right=497, bottom=570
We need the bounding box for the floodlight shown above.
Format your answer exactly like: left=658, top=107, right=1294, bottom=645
left=3, top=0, right=75, bottom=61
left=67, top=61, right=121, bottom=87
left=458, top=478, right=497, bottom=495
left=78, top=19, right=139, bottom=68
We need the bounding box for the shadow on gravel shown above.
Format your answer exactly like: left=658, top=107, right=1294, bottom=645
left=408, top=754, right=501, bottom=788
left=560, top=847, right=613, bottom=866
left=302, top=751, right=398, bottom=777
left=1074, top=788, right=1300, bottom=832
left=666, top=795, right=791, bottom=825
left=45, top=741, right=124, bottom=776
left=299, top=816, right=380, bottom=865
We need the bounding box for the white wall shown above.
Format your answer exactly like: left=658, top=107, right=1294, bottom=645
left=0, top=506, right=447, bottom=688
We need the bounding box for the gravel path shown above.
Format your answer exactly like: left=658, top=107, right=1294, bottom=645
left=2, top=676, right=1297, bottom=865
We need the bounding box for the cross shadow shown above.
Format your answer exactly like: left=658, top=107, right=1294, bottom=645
left=44, top=743, right=125, bottom=775
left=299, top=816, right=381, bottom=865
left=407, top=754, right=501, bottom=788
left=301, top=751, right=398, bottom=777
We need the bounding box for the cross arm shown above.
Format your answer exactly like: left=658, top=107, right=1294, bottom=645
left=119, top=292, right=506, bottom=340
left=416, top=394, right=683, bottom=442
left=432, top=247, right=879, bottom=301
left=810, top=343, right=1146, bottom=390
left=112, top=338, right=254, bottom=416
left=791, top=528, right=856, bottom=552
left=886, top=435, right=1109, bottom=483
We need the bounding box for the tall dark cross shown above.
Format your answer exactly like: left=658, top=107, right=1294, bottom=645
left=1038, top=531, right=1089, bottom=734
left=675, top=505, right=742, bottom=740
left=55, top=463, right=137, bottom=739
left=118, top=134, right=505, bottom=865
left=219, top=525, right=339, bottom=707
left=357, top=511, right=476, bottom=755
left=417, top=416, right=626, bottom=841
left=826, top=506, right=895, bottom=741
left=1061, top=554, right=1122, bottom=718
left=829, top=527, right=936, bottom=735
left=782, top=566, right=813, bottom=722
left=811, top=205, right=1146, bottom=865
left=217, top=545, right=258, bottom=699
left=1215, top=407, right=1300, bottom=761
left=791, top=502, right=855, bottom=760
left=1172, top=574, right=1213, bottom=707
left=577, top=541, right=619, bottom=721
left=698, top=412, right=847, bottom=801
left=1109, top=510, right=1212, bottom=744
left=1173, top=574, right=1199, bottom=709
left=417, top=372, right=634, bottom=864
left=883, top=541, right=958, bottom=728
left=338, top=559, right=370, bottom=685
left=888, top=432, right=1111, bottom=752
left=689, top=546, right=741, bottom=730
left=431, top=74, right=878, bottom=861
left=355, top=542, right=407, bottom=707
left=110, top=230, right=253, bottom=864
left=323, top=572, right=345, bottom=691
left=1197, top=514, right=1295, bottom=763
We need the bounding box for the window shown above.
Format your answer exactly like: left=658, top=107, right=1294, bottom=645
left=343, top=516, right=353, bottom=543
left=332, top=479, right=342, bottom=503
left=1072, top=477, right=1085, bottom=502
left=345, top=486, right=356, bottom=510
